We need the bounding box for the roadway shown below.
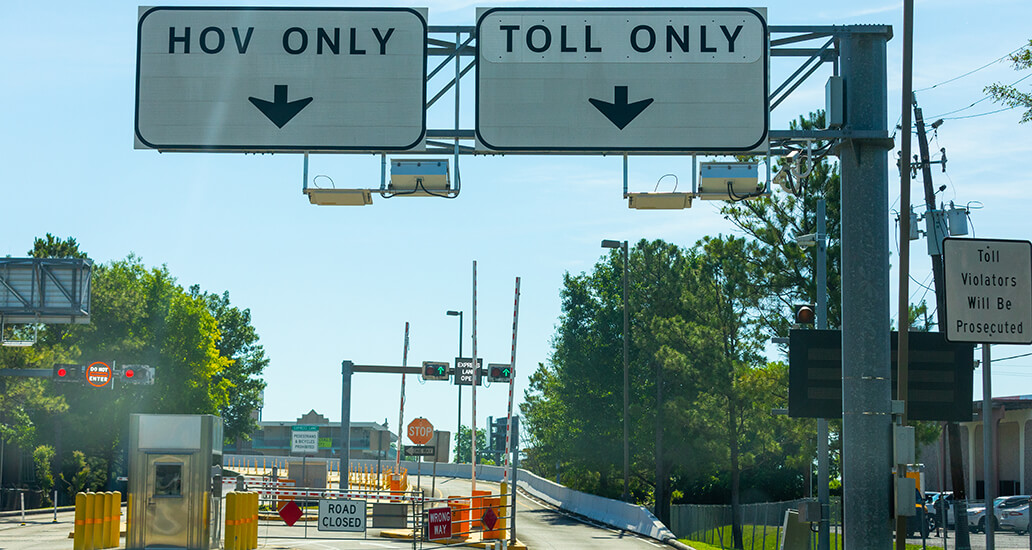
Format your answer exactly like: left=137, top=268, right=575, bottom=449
left=0, top=476, right=667, bottom=550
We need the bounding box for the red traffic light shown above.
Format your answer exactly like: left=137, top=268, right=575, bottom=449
left=124, top=368, right=135, bottom=378
left=57, top=367, right=67, bottom=377
left=794, top=304, right=817, bottom=325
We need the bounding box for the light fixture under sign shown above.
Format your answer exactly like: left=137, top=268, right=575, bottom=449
left=388, top=159, right=452, bottom=197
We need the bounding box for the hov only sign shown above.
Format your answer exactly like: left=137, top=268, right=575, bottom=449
left=135, top=7, right=427, bottom=152
left=318, top=499, right=366, bottom=532
left=476, top=7, right=769, bottom=152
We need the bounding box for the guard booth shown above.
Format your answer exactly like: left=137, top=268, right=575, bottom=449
left=127, top=414, right=223, bottom=550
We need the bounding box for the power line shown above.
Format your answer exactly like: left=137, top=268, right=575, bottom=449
left=914, top=43, right=1028, bottom=93
left=942, top=105, right=1018, bottom=121
left=926, top=73, right=1032, bottom=120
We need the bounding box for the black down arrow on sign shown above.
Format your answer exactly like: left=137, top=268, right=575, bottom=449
left=588, top=86, right=654, bottom=130
left=249, top=85, right=313, bottom=128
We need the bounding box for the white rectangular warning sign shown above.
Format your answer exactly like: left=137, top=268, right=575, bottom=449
left=318, top=499, right=366, bottom=532
left=944, top=238, right=1032, bottom=344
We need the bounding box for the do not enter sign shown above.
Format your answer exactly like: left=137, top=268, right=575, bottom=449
left=407, top=417, right=434, bottom=445
left=86, top=362, right=113, bottom=388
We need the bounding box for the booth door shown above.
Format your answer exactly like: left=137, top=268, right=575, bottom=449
left=143, top=454, right=192, bottom=548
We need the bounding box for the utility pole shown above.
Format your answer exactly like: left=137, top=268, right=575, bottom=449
left=913, top=95, right=972, bottom=550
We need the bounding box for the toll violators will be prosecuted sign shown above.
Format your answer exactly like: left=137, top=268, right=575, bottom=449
left=318, top=499, right=366, bottom=532
left=944, top=237, right=1032, bottom=344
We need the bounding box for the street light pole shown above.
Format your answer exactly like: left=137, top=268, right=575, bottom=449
left=447, top=310, right=463, bottom=462
left=602, top=239, right=630, bottom=502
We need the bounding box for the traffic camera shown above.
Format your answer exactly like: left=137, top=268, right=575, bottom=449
left=487, top=363, right=513, bottom=383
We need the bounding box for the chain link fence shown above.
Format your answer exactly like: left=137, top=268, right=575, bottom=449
left=669, top=498, right=843, bottom=550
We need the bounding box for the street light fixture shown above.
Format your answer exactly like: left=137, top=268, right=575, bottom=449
left=601, top=239, right=630, bottom=502
left=447, top=310, right=463, bottom=461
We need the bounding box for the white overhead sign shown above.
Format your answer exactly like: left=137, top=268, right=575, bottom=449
left=291, top=425, right=319, bottom=454
left=475, top=8, right=768, bottom=152
left=944, top=238, right=1032, bottom=344
left=135, top=7, right=427, bottom=152
left=318, top=499, right=366, bottom=532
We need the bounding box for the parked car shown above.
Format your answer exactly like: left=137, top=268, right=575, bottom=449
left=999, top=503, right=1030, bottom=534
left=997, top=497, right=1031, bottom=534
left=968, top=495, right=1031, bottom=533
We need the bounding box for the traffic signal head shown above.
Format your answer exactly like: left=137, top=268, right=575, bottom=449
left=794, top=304, right=816, bottom=326
left=487, top=363, right=513, bottom=383
left=422, top=361, right=449, bottom=381
left=52, top=364, right=79, bottom=383
left=119, top=364, right=155, bottom=385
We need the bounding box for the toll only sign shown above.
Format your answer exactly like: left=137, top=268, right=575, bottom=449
left=318, top=499, right=366, bottom=532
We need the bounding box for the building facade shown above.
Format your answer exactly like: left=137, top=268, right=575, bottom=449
left=226, top=409, right=397, bottom=461
left=920, top=396, right=1032, bottom=499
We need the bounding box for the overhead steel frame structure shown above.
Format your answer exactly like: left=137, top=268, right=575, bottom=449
left=355, top=23, right=893, bottom=547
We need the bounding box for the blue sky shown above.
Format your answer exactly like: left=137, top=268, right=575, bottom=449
left=3, top=0, right=1031, bottom=443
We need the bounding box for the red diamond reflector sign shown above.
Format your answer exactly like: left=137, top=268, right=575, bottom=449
left=481, top=507, right=498, bottom=531
left=279, top=500, right=303, bottom=526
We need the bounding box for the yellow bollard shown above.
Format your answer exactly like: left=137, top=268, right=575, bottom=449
left=225, top=492, right=236, bottom=550
left=93, top=493, right=105, bottom=550
left=74, top=492, right=86, bottom=550
left=100, top=492, right=111, bottom=549
left=251, top=492, right=259, bottom=550
left=110, top=491, right=120, bottom=548
left=83, top=492, right=94, bottom=550
left=500, top=482, right=508, bottom=537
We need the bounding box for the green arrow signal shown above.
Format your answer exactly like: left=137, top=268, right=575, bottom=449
left=437, top=366, right=446, bottom=375
left=502, top=368, right=510, bottom=377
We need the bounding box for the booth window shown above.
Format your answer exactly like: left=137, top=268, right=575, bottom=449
left=155, top=464, right=183, bottom=496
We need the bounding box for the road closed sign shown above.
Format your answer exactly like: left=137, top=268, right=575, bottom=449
left=318, top=499, right=366, bottom=532
left=944, top=238, right=1032, bottom=344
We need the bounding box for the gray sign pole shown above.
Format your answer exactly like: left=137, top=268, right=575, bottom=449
left=839, top=26, right=894, bottom=549
left=983, top=345, right=995, bottom=549
left=341, top=360, right=353, bottom=490
left=816, top=198, right=830, bottom=550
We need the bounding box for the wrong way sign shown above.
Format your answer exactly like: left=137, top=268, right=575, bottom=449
left=136, top=7, right=427, bottom=152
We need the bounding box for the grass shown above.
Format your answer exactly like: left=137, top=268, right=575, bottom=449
left=681, top=526, right=939, bottom=550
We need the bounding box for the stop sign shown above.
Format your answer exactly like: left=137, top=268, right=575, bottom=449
left=407, top=417, right=434, bottom=445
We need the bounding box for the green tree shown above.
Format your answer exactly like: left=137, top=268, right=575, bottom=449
left=452, top=425, right=493, bottom=464
left=190, top=287, right=269, bottom=446
left=986, top=40, right=1032, bottom=123
left=721, top=111, right=841, bottom=335
left=33, top=444, right=56, bottom=505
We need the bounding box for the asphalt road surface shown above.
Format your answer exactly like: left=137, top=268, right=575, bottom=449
left=0, top=477, right=666, bottom=550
